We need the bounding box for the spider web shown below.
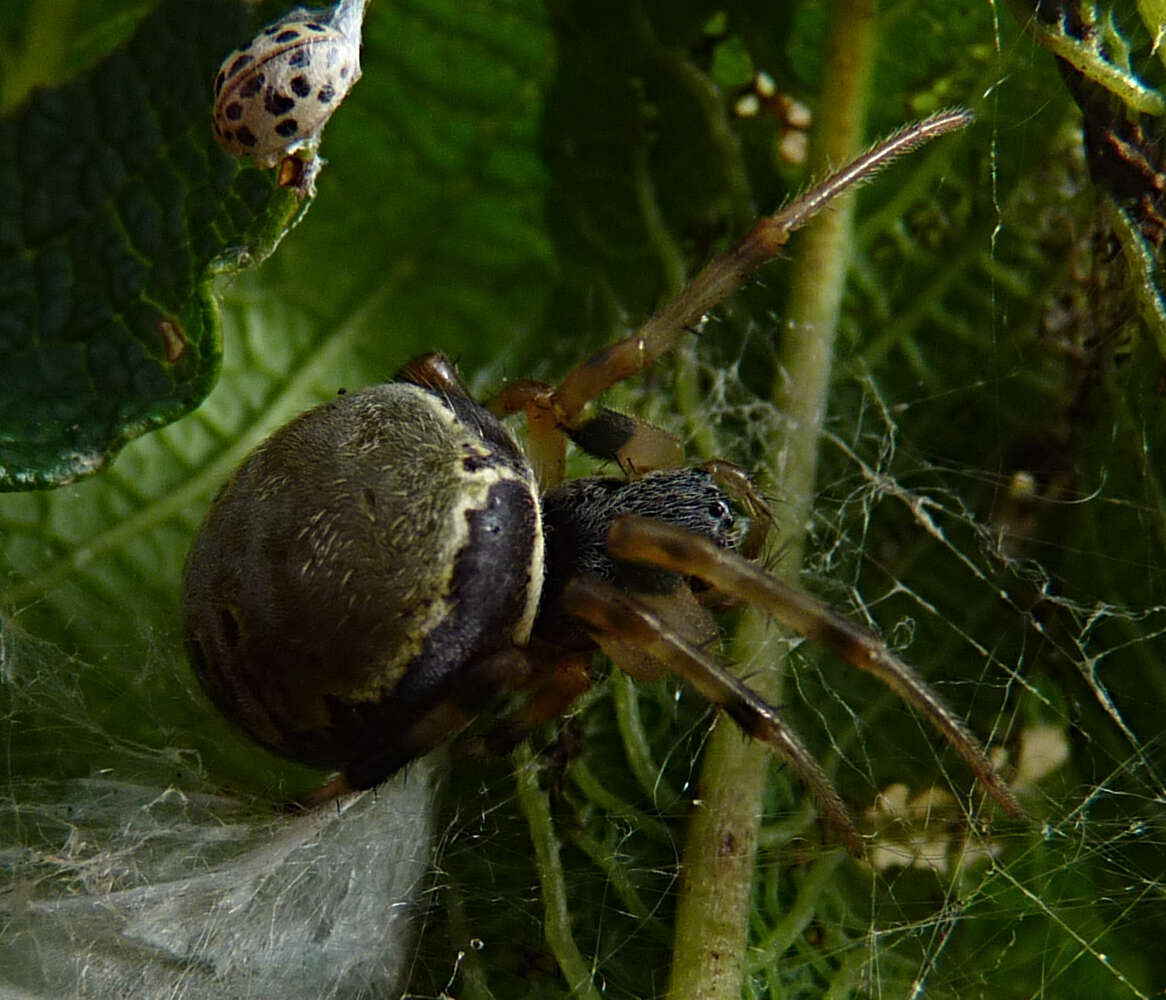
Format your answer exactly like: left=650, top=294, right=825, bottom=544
left=0, top=626, right=437, bottom=998
left=3, top=1, right=1166, bottom=998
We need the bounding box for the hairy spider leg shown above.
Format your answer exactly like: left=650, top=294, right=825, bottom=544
left=561, top=574, right=864, bottom=856
left=464, top=647, right=594, bottom=761
left=487, top=380, right=571, bottom=487
left=607, top=515, right=1025, bottom=820
left=489, top=109, right=973, bottom=489
left=547, top=109, right=974, bottom=425
left=488, top=379, right=684, bottom=489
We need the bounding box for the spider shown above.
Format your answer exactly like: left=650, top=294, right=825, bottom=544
left=182, top=108, right=1023, bottom=856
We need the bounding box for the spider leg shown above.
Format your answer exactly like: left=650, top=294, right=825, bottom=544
left=605, top=515, right=1026, bottom=820
left=462, top=650, right=593, bottom=760
left=396, top=351, right=473, bottom=396
left=487, top=380, right=568, bottom=487
left=546, top=109, right=974, bottom=426
left=487, top=111, right=973, bottom=486
left=488, top=379, right=684, bottom=484
left=561, top=574, right=865, bottom=856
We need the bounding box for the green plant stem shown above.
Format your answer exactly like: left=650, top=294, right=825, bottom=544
left=513, top=741, right=603, bottom=1000
left=1018, top=2, right=1166, bottom=115
left=665, top=4, right=878, bottom=998
left=771, top=17, right=876, bottom=553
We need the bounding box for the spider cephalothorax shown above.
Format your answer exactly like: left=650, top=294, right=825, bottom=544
left=183, top=109, right=1023, bottom=855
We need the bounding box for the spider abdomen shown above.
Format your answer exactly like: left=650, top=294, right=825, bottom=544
left=182, top=380, right=543, bottom=779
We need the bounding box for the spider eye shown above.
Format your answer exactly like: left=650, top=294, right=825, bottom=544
left=702, top=496, right=741, bottom=549
left=707, top=498, right=732, bottom=521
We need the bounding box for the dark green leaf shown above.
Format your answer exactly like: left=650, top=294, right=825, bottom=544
left=0, top=0, right=310, bottom=490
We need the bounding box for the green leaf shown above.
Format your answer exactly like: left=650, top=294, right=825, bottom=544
left=0, top=0, right=313, bottom=490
